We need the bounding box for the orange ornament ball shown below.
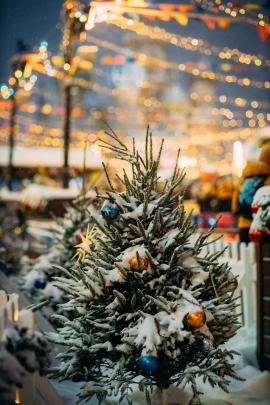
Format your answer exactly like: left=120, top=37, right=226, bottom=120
left=186, top=310, right=206, bottom=329
left=129, top=256, right=149, bottom=271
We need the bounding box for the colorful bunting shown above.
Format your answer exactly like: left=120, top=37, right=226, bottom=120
left=203, top=17, right=215, bottom=29
left=178, top=5, right=194, bottom=13
left=218, top=19, right=230, bottom=29
left=174, top=12, right=189, bottom=26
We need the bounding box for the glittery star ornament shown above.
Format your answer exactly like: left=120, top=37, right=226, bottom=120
left=73, top=225, right=99, bottom=262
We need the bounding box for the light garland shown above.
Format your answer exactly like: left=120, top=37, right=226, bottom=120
left=30, top=59, right=270, bottom=114
left=2, top=82, right=270, bottom=129
left=0, top=41, right=53, bottom=101
left=102, top=13, right=270, bottom=69
left=86, top=34, right=270, bottom=89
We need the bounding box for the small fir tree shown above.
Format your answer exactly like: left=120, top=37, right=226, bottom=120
left=21, top=192, right=98, bottom=307
left=49, top=128, right=241, bottom=405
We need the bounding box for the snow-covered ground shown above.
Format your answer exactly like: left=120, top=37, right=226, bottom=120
left=51, top=324, right=270, bottom=404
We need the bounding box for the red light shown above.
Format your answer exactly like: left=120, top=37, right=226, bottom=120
left=251, top=203, right=259, bottom=214
left=76, top=234, right=82, bottom=242
left=249, top=229, right=264, bottom=244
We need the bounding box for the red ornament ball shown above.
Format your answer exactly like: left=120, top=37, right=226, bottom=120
left=251, top=203, right=259, bottom=214
left=249, top=229, right=265, bottom=244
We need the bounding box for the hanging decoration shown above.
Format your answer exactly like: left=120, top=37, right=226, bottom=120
left=90, top=13, right=270, bottom=67
left=86, top=34, right=270, bottom=90
left=87, top=0, right=270, bottom=37
left=73, top=225, right=99, bottom=262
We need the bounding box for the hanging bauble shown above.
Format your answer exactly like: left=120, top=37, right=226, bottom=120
left=129, top=256, right=149, bottom=271
left=65, top=226, right=74, bottom=236
left=186, top=310, right=206, bottom=329
left=227, top=277, right=238, bottom=292
left=251, top=203, right=259, bottom=214
left=265, top=213, right=270, bottom=229
left=34, top=277, right=46, bottom=289
left=101, top=203, right=119, bottom=221
left=138, top=355, right=159, bottom=373
left=75, top=234, right=82, bottom=242
left=249, top=229, right=265, bottom=244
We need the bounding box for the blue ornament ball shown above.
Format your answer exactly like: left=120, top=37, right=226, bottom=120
left=138, top=355, right=159, bottom=373
left=34, top=277, right=46, bottom=289
left=101, top=203, right=119, bottom=220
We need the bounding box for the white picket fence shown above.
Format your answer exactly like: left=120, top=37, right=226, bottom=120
left=0, top=289, right=63, bottom=405
left=201, top=240, right=257, bottom=329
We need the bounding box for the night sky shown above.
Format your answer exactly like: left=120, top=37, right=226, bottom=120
left=0, top=0, right=63, bottom=83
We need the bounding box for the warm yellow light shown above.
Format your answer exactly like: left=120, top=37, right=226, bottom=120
left=9, top=77, right=16, bottom=85
left=15, top=388, right=21, bottom=404
left=64, top=63, right=71, bottom=71
left=251, top=101, right=258, bottom=108
left=242, top=78, right=250, bottom=86
left=15, top=70, right=22, bottom=78
left=219, top=95, right=227, bottom=103
left=42, top=104, right=52, bottom=114
left=24, top=62, right=32, bottom=78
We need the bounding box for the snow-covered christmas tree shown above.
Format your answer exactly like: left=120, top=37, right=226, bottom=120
left=21, top=191, right=98, bottom=307
left=49, top=128, right=241, bottom=405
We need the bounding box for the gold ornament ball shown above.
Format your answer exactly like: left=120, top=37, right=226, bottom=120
left=129, top=256, right=149, bottom=271
left=227, top=278, right=238, bottom=292
left=186, top=310, right=206, bottom=329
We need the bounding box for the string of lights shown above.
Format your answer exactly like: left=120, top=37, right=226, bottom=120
left=211, top=0, right=269, bottom=26
left=0, top=40, right=53, bottom=101
left=0, top=112, right=257, bottom=149
left=86, top=34, right=270, bottom=89
left=102, top=14, right=270, bottom=69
